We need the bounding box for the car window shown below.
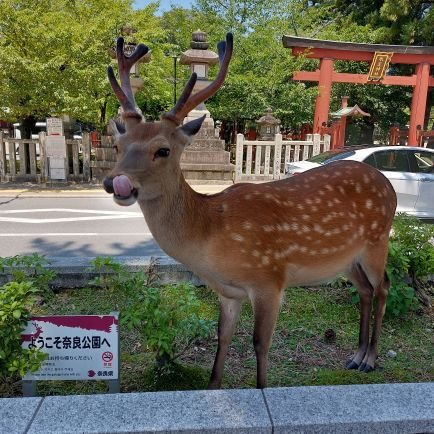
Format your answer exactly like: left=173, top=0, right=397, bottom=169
left=363, top=153, right=377, bottom=168
left=309, top=150, right=357, bottom=164
left=372, top=150, right=411, bottom=172
left=412, top=151, right=434, bottom=173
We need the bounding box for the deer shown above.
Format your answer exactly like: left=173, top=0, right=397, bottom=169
left=103, top=34, right=397, bottom=389
left=21, top=322, right=43, bottom=346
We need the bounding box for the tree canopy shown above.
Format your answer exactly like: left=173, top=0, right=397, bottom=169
left=0, top=0, right=432, bottom=136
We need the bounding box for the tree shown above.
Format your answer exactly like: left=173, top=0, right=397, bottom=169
left=0, top=0, right=165, bottom=134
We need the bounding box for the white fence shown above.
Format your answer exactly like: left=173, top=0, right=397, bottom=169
left=235, top=133, right=331, bottom=182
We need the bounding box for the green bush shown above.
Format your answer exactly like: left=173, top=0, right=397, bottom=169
left=121, top=282, right=216, bottom=367
left=89, top=257, right=216, bottom=367
left=388, top=214, right=434, bottom=313
left=0, top=254, right=55, bottom=298
left=0, top=281, right=47, bottom=378
left=349, top=214, right=434, bottom=316
left=389, top=214, right=434, bottom=283
left=0, top=254, right=55, bottom=382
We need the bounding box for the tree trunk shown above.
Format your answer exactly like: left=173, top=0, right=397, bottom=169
left=411, top=274, right=432, bottom=308
left=20, top=115, right=36, bottom=139
left=100, top=99, right=107, bottom=126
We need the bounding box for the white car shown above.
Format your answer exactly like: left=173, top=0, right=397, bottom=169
left=285, top=146, right=434, bottom=219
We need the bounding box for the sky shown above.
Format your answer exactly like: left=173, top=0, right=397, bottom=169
left=133, top=0, right=194, bottom=13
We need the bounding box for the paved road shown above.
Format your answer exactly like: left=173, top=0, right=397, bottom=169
left=0, top=193, right=165, bottom=258
left=0, top=184, right=229, bottom=258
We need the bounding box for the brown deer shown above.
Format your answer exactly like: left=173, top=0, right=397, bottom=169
left=103, top=34, right=397, bottom=389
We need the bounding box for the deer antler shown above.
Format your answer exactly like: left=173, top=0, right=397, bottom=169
left=108, top=37, right=149, bottom=121
left=162, top=32, right=233, bottom=125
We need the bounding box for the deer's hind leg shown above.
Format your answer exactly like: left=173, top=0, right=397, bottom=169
left=346, top=243, right=390, bottom=373
left=345, top=263, right=374, bottom=370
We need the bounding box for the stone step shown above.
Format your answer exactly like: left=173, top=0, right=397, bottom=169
left=181, top=150, right=231, bottom=164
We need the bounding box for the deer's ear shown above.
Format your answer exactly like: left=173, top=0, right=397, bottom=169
left=180, top=115, right=206, bottom=137
left=109, top=119, right=126, bottom=136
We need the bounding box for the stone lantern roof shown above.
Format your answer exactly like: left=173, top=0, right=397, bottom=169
left=180, top=30, right=219, bottom=66
left=256, top=108, right=281, bottom=126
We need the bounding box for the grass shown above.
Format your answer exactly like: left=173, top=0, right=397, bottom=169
left=1, top=283, right=433, bottom=397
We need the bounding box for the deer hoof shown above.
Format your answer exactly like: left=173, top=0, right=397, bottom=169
left=358, top=362, right=375, bottom=373
left=345, top=359, right=360, bottom=370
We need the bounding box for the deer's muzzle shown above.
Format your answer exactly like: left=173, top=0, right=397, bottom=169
left=103, top=175, right=138, bottom=206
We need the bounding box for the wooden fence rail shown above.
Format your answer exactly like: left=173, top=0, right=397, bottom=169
left=235, top=133, right=331, bottom=182
left=0, top=132, right=92, bottom=183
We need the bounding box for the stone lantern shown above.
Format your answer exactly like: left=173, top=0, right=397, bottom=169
left=256, top=108, right=281, bottom=140
left=179, top=30, right=234, bottom=182
left=179, top=29, right=219, bottom=124
left=109, top=24, right=151, bottom=96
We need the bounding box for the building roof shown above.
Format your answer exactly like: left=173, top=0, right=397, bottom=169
left=331, top=105, right=370, bottom=118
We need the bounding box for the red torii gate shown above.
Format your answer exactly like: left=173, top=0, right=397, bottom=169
left=282, top=36, right=434, bottom=146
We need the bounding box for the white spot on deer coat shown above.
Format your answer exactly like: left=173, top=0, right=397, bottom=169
left=242, top=221, right=253, bottom=230
left=231, top=233, right=244, bottom=242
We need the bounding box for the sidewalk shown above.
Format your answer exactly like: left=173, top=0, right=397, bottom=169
left=0, top=181, right=232, bottom=197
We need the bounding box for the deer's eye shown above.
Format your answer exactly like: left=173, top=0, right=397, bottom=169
left=155, top=148, right=170, bottom=158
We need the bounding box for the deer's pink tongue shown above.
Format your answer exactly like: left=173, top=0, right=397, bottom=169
left=113, top=175, right=134, bottom=197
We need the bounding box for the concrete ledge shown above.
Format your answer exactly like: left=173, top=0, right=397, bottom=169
left=265, top=383, right=434, bottom=434
left=0, top=255, right=202, bottom=289
left=1, top=383, right=433, bottom=433
left=0, top=397, right=42, bottom=434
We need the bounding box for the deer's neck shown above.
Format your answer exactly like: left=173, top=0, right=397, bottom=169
left=138, top=176, right=209, bottom=260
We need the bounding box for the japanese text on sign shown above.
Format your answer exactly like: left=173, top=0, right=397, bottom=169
left=367, top=52, right=393, bottom=82
left=21, top=315, right=119, bottom=381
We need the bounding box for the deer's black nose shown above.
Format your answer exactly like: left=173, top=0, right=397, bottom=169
left=103, top=177, right=114, bottom=194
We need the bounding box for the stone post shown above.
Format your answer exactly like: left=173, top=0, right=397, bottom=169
left=273, top=133, right=282, bottom=179
left=313, top=133, right=321, bottom=156
left=82, top=133, right=91, bottom=181
left=235, top=134, right=244, bottom=181
left=39, top=132, right=48, bottom=182
left=0, top=132, right=6, bottom=182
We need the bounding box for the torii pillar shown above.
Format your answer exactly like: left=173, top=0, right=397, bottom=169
left=408, top=62, right=431, bottom=145
left=313, top=58, right=334, bottom=134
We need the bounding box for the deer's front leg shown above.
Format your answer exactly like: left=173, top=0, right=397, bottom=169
left=208, top=295, right=242, bottom=389
left=252, top=291, right=282, bottom=389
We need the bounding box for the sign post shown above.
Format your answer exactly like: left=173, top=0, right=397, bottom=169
left=45, top=117, right=66, bottom=180
left=21, top=313, right=120, bottom=396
